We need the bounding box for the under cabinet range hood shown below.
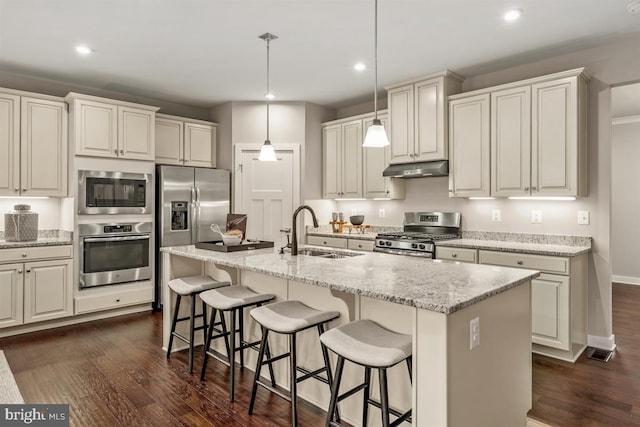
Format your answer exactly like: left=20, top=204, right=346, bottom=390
left=382, top=160, right=448, bottom=178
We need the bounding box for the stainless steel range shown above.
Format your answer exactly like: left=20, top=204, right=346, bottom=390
left=374, top=212, right=461, bottom=258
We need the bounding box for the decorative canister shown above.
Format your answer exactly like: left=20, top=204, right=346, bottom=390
left=4, top=204, right=39, bottom=242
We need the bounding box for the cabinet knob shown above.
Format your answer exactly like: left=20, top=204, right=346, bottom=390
left=22, top=253, right=27, bottom=258
left=14, top=188, right=19, bottom=192
left=524, top=187, right=529, bottom=191
left=17, top=269, right=23, bottom=274
left=532, top=186, right=537, bottom=191
left=114, top=149, right=118, bottom=154
left=22, top=189, right=26, bottom=192
left=358, top=244, right=362, bottom=248
left=452, top=253, right=457, bottom=258
left=517, top=260, right=523, bottom=265
left=323, top=241, right=327, bottom=245
left=26, top=268, right=31, bottom=273
left=120, top=150, right=124, bottom=155
left=116, top=299, right=121, bottom=303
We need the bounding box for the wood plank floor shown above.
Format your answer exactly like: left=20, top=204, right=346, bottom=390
left=1, top=283, right=639, bottom=426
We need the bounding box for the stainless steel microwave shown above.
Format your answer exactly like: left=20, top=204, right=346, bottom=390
left=78, top=170, right=152, bottom=215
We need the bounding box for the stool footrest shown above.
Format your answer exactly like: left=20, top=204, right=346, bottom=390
left=366, top=398, right=412, bottom=425
left=336, top=382, right=369, bottom=403
left=176, top=313, right=205, bottom=323
left=262, top=352, right=290, bottom=365
left=296, top=366, right=329, bottom=385
left=255, top=379, right=291, bottom=402
left=171, top=332, right=203, bottom=346
left=204, top=350, right=231, bottom=368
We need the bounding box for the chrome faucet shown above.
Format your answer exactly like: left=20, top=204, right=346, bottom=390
left=291, top=205, right=319, bottom=256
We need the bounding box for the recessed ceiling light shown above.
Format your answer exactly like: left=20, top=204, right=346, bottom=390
left=75, top=45, right=92, bottom=55
left=265, top=93, right=275, bottom=100
left=354, top=62, right=366, bottom=72
left=503, top=9, right=522, bottom=22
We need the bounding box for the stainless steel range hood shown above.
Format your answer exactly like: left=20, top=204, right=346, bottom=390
left=382, top=160, right=448, bottom=178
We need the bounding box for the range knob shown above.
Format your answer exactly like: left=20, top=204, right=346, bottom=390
left=385, top=241, right=392, bottom=246
left=418, top=244, right=426, bottom=250
left=411, top=243, right=418, bottom=249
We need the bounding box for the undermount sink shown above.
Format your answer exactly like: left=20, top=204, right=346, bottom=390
left=297, top=248, right=364, bottom=259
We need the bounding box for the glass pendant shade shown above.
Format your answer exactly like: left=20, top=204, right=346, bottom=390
left=363, top=119, right=390, bottom=148
left=258, top=140, right=277, bottom=161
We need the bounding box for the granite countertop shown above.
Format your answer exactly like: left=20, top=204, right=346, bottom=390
left=161, top=245, right=539, bottom=315
left=0, top=230, right=73, bottom=249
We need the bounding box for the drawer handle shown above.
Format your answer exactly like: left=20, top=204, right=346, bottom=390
left=517, top=260, right=523, bottom=265
left=116, top=299, right=121, bottom=303
left=323, top=241, right=327, bottom=244
left=452, top=254, right=457, bottom=258
left=22, top=253, right=27, bottom=258
left=358, top=244, right=362, bottom=248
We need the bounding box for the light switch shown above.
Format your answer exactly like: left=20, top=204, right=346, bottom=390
left=578, top=210, right=590, bottom=225
left=492, top=209, right=501, bottom=222
left=378, top=209, right=385, bottom=219
left=470, top=317, right=480, bottom=350
left=531, top=210, right=542, bottom=224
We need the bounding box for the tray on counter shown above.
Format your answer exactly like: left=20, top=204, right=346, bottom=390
left=195, top=240, right=274, bottom=252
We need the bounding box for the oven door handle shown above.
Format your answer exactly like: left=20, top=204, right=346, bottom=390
left=83, top=235, right=150, bottom=243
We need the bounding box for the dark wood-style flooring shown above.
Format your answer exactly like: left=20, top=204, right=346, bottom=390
left=2, top=283, right=640, bottom=426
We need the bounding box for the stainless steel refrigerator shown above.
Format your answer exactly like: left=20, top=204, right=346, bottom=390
left=154, top=165, right=230, bottom=309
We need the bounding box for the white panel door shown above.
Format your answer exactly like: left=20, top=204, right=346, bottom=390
left=491, top=86, right=531, bottom=197
left=388, top=85, right=414, bottom=164
left=184, top=123, right=215, bottom=167
left=448, top=94, right=490, bottom=197
left=341, top=120, right=363, bottom=198
left=23, top=259, right=73, bottom=324
left=75, top=99, right=118, bottom=158
left=20, top=97, right=68, bottom=197
left=119, top=106, right=155, bottom=160
left=322, top=124, right=341, bottom=198
left=0, top=93, right=20, bottom=196
left=531, top=274, right=570, bottom=350
left=415, top=78, right=445, bottom=161
left=237, top=146, right=299, bottom=244
left=155, top=117, right=184, bottom=165
left=0, top=263, right=23, bottom=329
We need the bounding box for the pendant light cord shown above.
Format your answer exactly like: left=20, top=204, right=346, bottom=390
left=373, top=0, right=379, bottom=121
left=266, top=37, right=271, bottom=141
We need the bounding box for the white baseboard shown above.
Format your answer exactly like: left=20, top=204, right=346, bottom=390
left=587, top=334, right=616, bottom=351
left=612, top=275, right=640, bottom=286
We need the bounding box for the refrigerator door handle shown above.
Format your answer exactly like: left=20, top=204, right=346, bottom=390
left=191, top=186, right=198, bottom=244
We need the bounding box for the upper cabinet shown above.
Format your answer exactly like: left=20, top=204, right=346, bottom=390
left=448, top=68, right=589, bottom=198
left=155, top=114, right=218, bottom=167
left=0, top=89, right=67, bottom=197
left=386, top=71, right=463, bottom=164
left=65, top=93, right=159, bottom=161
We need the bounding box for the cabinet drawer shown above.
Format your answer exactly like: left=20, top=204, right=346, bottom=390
left=0, top=245, right=72, bottom=264
left=306, top=236, right=348, bottom=249
left=436, top=246, right=477, bottom=263
left=347, top=239, right=375, bottom=252
left=75, top=285, right=153, bottom=314
left=479, top=250, right=569, bottom=275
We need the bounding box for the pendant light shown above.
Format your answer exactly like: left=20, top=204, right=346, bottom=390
left=258, top=32, right=278, bottom=161
left=363, top=0, right=390, bottom=148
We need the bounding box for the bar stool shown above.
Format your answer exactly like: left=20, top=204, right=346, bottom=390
left=199, top=285, right=276, bottom=402
left=320, top=319, right=412, bottom=427
left=166, top=275, right=230, bottom=373
left=248, top=300, right=340, bottom=427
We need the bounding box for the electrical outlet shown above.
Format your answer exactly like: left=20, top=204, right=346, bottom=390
left=578, top=210, right=590, bottom=225
left=531, top=210, right=542, bottom=224
left=470, top=317, right=480, bottom=350
left=492, top=209, right=501, bottom=222
left=378, top=209, right=385, bottom=219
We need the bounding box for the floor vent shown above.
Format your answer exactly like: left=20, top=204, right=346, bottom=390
left=587, top=347, right=613, bottom=362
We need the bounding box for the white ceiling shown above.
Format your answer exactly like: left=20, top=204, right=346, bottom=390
left=1, top=0, right=639, bottom=109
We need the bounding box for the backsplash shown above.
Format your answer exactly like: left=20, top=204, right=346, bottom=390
left=461, top=231, right=591, bottom=247
left=0, top=229, right=73, bottom=240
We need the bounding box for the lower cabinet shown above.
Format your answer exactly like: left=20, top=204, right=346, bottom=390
left=307, top=235, right=375, bottom=252
left=0, top=246, right=73, bottom=329
left=436, top=246, right=477, bottom=263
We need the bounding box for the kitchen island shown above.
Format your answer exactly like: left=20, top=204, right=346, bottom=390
left=161, top=245, right=539, bottom=426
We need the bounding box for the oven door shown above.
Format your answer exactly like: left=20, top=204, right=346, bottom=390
left=79, top=234, right=151, bottom=288
left=78, top=170, right=151, bottom=215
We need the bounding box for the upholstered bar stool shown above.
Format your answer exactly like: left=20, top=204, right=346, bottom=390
left=199, top=286, right=276, bottom=402
left=166, top=275, right=231, bottom=373
left=320, top=319, right=412, bottom=427
left=248, top=300, right=340, bottom=427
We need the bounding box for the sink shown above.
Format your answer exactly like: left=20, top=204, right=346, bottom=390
left=297, top=248, right=364, bottom=259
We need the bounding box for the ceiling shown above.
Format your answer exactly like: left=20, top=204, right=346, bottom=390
left=1, top=0, right=639, bottom=110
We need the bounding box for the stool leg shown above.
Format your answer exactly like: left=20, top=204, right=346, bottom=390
left=200, top=308, right=217, bottom=380
left=264, top=339, right=276, bottom=387
left=189, top=294, right=196, bottom=373
left=239, top=307, right=245, bottom=371
left=249, top=327, right=269, bottom=415
left=290, top=333, right=298, bottom=427
left=318, top=324, right=340, bottom=422
left=325, top=355, right=345, bottom=427
left=219, top=308, right=231, bottom=358
left=406, top=356, right=412, bottom=383
left=201, top=299, right=208, bottom=345
left=379, top=368, right=390, bottom=427
left=362, top=367, right=372, bottom=427
left=229, top=308, right=237, bottom=401
left=167, top=294, right=181, bottom=359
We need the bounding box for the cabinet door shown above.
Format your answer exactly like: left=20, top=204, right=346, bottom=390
left=23, top=259, right=73, bottom=324
left=531, top=77, right=578, bottom=196
left=341, top=120, right=363, bottom=198
left=119, top=106, right=155, bottom=160
left=20, top=97, right=68, bottom=197
left=414, top=78, right=446, bottom=161
left=448, top=94, right=490, bottom=197
left=322, top=124, right=342, bottom=198
left=531, top=274, right=570, bottom=350
left=0, top=93, right=20, bottom=196
left=74, top=99, right=118, bottom=158
left=491, top=86, right=531, bottom=197
left=155, top=117, right=184, bottom=165
left=388, top=85, right=414, bottom=164
left=185, top=123, right=215, bottom=167
left=0, top=263, right=23, bottom=329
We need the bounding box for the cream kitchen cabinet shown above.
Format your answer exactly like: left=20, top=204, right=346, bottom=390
left=478, top=249, right=587, bottom=362
left=0, top=245, right=73, bottom=329
left=322, top=119, right=363, bottom=198
left=448, top=93, right=491, bottom=197
left=307, top=235, right=374, bottom=251
left=66, top=93, right=159, bottom=161
left=0, top=89, right=68, bottom=197
left=362, top=113, right=405, bottom=199
left=155, top=114, right=218, bottom=167
left=436, top=246, right=478, bottom=263
left=385, top=71, right=462, bottom=164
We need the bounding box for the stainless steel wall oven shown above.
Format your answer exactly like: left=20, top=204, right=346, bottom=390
left=79, top=222, right=152, bottom=288
left=78, top=170, right=152, bottom=215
